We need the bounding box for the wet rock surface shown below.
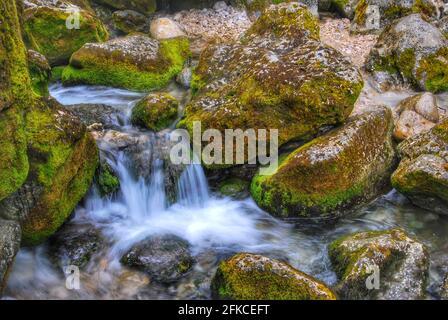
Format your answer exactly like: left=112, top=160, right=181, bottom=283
left=120, top=235, right=194, bottom=283
left=329, top=229, right=429, bottom=300
left=0, top=220, right=21, bottom=293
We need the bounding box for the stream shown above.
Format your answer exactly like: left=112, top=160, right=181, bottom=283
left=4, top=83, right=448, bottom=300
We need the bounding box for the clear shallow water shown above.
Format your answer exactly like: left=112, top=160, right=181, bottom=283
left=4, top=85, right=448, bottom=300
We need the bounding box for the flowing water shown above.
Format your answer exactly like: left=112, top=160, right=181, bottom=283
left=4, top=84, right=448, bottom=300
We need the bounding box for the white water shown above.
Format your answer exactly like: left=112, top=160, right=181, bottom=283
left=5, top=84, right=448, bottom=300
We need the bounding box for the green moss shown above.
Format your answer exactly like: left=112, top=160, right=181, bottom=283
left=218, top=178, right=248, bottom=198
left=417, top=47, right=448, bottom=93
left=62, top=37, right=190, bottom=92
left=22, top=99, right=99, bottom=245
left=211, top=253, right=336, bottom=300
left=353, top=0, right=368, bottom=26
left=23, top=6, right=109, bottom=65
left=28, top=52, right=51, bottom=97
left=96, top=163, right=120, bottom=197
left=50, top=66, right=66, bottom=82
left=131, top=93, right=178, bottom=131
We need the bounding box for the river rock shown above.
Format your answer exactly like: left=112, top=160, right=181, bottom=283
left=23, top=0, right=109, bottom=65
left=0, top=220, right=21, bottom=293
left=1, top=0, right=99, bottom=245
left=251, top=107, right=396, bottom=219
left=328, top=229, right=429, bottom=300
left=394, top=93, right=440, bottom=141
left=218, top=178, right=249, bottom=199
left=49, top=223, right=104, bottom=268
left=62, top=34, right=190, bottom=91
left=27, top=49, right=51, bottom=97
left=150, top=17, right=186, bottom=40
left=92, top=0, right=156, bottom=15
left=99, top=130, right=150, bottom=150
left=350, top=0, right=437, bottom=33
left=211, top=253, right=337, bottom=300
left=366, top=14, right=448, bottom=93
left=66, top=104, right=121, bottom=128
left=120, top=235, right=194, bottom=283
left=179, top=3, right=363, bottom=169
left=131, top=93, right=179, bottom=131
left=392, top=119, right=448, bottom=215
left=112, top=10, right=148, bottom=34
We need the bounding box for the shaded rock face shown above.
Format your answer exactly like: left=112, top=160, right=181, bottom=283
left=0, top=98, right=99, bottom=245
left=131, top=93, right=179, bottom=131
left=328, top=229, right=429, bottom=300
left=349, top=0, right=437, bottom=33
left=49, top=223, right=104, bottom=268
left=112, top=10, right=148, bottom=34
left=23, top=0, right=109, bottom=65
left=92, top=0, right=157, bottom=15
left=392, top=119, right=448, bottom=215
left=65, top=104, right=122, bottom=129
left=62, top=35, right=191, bottom=92
left=27, top=49, right=51, bottom=97
left=179, top=3, right=363, bottom=169
left=120, top=235, right=194, bottom=283
left=366, top=14, right=448, bottom=93
left=251, top=107, right=396, bottom=219
left=211, top=253, right=337, bottom=300
left=394, top=92, right=440, bottom=141
left=0, top=220, right=21, bottom=293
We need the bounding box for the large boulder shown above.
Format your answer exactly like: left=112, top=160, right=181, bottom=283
left=366, top=14, right=448, bottom=93
left=211, top=253, right=337, bottom=300
left=131, top=93, right=179, bottom=131
left=350, top=0, right=437, bottom=33
left=0, top=220, right=21, bottom=293
left=62, top=35, right=190, bottom=91
left=179, top=3, right=363, bottom=169
left=328, top=229, right=429, bottom=300
left=251, top=107, right=396, bottom=219
left=120, top=235, right=194, bottom=283
left=0, top=98, right=99, bottom=245
left=391, top=119, right=448, bottom=215
left=92, top=0, right=156, bottom=15
left=393, top=92, right=440, bottom=141
left=23, top=0, right=109, bottom=65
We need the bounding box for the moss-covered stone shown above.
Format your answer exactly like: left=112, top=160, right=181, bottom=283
left=211, top=253, right=337, bottom=300
left=179, top=3, right=363, bottom=169
left=251, top=107, right=396, bottom=219
left=328, top=229, right=429, bottom=300
left=392, top=119, right=448, bottom=215
left=112, top=10, right=148, bottom=34
left=367, top=14, right=448, bottom=93
left=21, top=98, right=99, bottom=245
left=131, top=93, right=178, bottom=131
left=0, top=0, right=32, bottom=201
left=218, top=178, right=249, bottom=199
left=62, top=35, right=190, bottom=91
left=96, top=161, right=120, bottom=197
left=27, top=50, right=51, bottom=97
left=23, top=2, right=109, bottom=65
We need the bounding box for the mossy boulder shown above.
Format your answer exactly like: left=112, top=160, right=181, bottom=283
left=391, top=119, right=448, bottom=215
left=350, top=0, right=437, bottom=33
left=120, top=235, right=194, bottom=283
left=92, top=0, right=157, bottom=15
left=23, top=0, right=109, bottom=65
left=62, top=35, right=190, bottom=91
left=27, top=49, right=51, bottom=97
left=96, top=160, right=120, bottom=197
left=131, top=93, right=179, bottom=131
left=251, top=107, right=396, bottom=219
left=179, top=3, right=363, bottom=169
left=211, top=253, right=337, bottom=300
left=328, top=229, right=429, bottom=300
left=0, top=0, right=33, bottom=201
left=367, top=14, right=448, bottom=93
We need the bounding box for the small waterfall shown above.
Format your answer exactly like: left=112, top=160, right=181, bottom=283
left=177, top=163, right=210, bottom=208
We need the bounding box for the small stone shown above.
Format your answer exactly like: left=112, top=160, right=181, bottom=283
left=150, top=17, right=186, bottom=40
